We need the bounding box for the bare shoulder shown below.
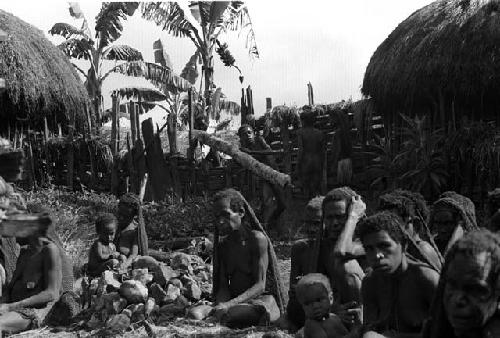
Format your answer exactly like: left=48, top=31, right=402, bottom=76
left=250, top=230, right=269, bottom=249
left=304, top=319, right=327, bottom=338
left=408, top=261, right=440, bottom=285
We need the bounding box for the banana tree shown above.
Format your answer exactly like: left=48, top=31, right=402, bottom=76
left=141, top=1, right=258, bottom=123
left=49, top=2, right=143, bottom=132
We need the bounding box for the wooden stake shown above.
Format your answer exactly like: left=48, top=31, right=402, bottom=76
left=110, top=94, right=119, bottom=155
left=130, top=101, right=137, bottom=143
left=135, top=103, right=141, bottom=142
left=66, top=107, right=75, bottom=189
left=44, top=117, right=49, bottom=143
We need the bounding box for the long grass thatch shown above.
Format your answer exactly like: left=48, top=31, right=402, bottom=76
left=0, top=10, right=90, bottom=133
left=362, top=0, right=500, bottom=129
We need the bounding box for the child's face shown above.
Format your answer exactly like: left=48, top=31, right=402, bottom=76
left=99, top=222, right=117, bottom=244
left=443, top=251, right=499, bottom=334
left=299, top=283, right=332, bottom=320
left=362, top=230, right=404, bottom=274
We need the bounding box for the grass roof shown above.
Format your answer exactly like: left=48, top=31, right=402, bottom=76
left=362, top=0, right=500, bottom=123
left=0, top=9, right=90, bottom=132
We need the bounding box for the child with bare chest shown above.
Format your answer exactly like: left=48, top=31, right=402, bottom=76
left=296, top=273, right=355, bottom=338
left=87, top=213, right=124, bottom=277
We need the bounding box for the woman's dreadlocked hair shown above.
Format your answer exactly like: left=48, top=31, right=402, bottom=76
left=322, top=186, right=357, bottom=214
left=119, top=193, right=140, bottom=216
left=213, top=189, right=246, bottom=214
left=378, top=189, right=430, bottom=236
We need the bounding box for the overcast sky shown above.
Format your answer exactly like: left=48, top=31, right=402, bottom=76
left=2, top=0, right=434, bottom=115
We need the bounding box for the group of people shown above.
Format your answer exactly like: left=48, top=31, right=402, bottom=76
left=196, top=185, right=500, bottom=338
left=1, top=118, right=500, bottom=338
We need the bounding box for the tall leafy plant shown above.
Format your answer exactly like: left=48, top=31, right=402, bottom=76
left=141, top=1, right=258, bottom=124
left=50, top=2, right=143, bottom=131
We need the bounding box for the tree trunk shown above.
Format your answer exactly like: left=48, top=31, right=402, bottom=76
left=111, top=94, right=119, bottom=155
left=192, top=130, right=291, bottom=188
left=167, top=112, right=178, bottom=154
left=130, top=101, right=137, bottom=143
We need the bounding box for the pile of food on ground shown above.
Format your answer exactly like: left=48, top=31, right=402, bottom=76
left=75, top=252, right=212, bottom=335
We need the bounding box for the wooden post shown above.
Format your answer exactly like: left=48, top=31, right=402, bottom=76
left=281, top=118, right=292, bottom=175
left=27, top=139, right=37, bottom=189
left=66, top=108, right=75, bottom=190
left=130, top=101, right=137, bottom=143
left=126, top=134, right=137, bottom=193
left=187, top=89, right=194, bottom=161
left=110, top=94, right=119, bottom=155
left=308, top=82, right=314, bottom=106
left=135, top=103, right=141, bottom=142
left=44, top=117, right=49, bottom=143
left=141, top=118, right=171, bottom=201
left=266, top=97, right=272, bottom=113
left=241, top=88, right=247, bottom=125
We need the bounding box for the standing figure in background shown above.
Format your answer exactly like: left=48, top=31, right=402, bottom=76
left=330, top=109, right=353, bottom=186
left=296, top=109, right=326, bottom=198
left=238, top=124, right=286, bottom=230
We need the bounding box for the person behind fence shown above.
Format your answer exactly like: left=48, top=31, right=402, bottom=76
left=378, top=189, right=442, bottom=271
left=115, top=193, right=140, bottom=267
left=296, top=107, right=326, bottom=198
left=286, top=196, right=325, bottom=330
left=238, top=124, right=286, bottom=229
left=296, top=273, right=354, bottom=338
left=188, top=188, right=286, bottom=328
left=429, top=191, right=478, bottom=256
left=87, top=213, right=124, bottom=277
left=357, top=211, right=440, bottom=338
left=0, top=212, right=62, bottom=334
left=423, top=229, right=500, bottom=338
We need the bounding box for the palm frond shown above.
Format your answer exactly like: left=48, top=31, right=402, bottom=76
left=49, top=23, right=89, bottom=40
left=180, top=51, right=201, bottom=85
left=189, top=1, right=212, bottom=26
left=219, top=100, right=240, bottom=116
left=217, top=2, right=259, bottom=58
left=106, top=61, right=194, bottom=94
left=57, top=38, right=93, bottom=60
left=153, top=39, right=173, bottom=70
left=141, top=2, right=198, bottom=39
left=95, top=2, right=139, bottom=49
left=112, top=87, right=167, bottom=102
left=208, top=1, right=230, bottom=34
left=102, top=45, right=143, bottom=61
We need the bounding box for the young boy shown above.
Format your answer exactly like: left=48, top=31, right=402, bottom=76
left=88, top=213, right=123, bottom=277
left=296, top=110, right=326, bottom=198
left=423, top=229, right=500, bottom=338
left=188, top=188, right=286, bottom=328
left=296, top=273, right=351, bottom=338
left=356, top=211, right=440, bottom=337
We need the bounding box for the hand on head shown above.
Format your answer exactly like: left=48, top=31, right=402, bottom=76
left=348, top=195, right=366, bottom=220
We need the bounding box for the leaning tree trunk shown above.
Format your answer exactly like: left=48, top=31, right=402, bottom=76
left=192, top=130, right=291, bottom=188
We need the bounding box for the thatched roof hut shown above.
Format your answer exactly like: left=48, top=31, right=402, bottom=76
left=362, top=0, right=500, bottom=129
left=0, top=10, right=90, bottom=134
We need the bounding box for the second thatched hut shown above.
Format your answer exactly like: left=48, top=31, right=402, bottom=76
left=362, top=0, right=500, bottom=131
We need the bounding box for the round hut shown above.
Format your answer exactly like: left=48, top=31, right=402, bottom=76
left=0, top=9, right=90, bottom=135
left=362, top=0, right=500, bottom=130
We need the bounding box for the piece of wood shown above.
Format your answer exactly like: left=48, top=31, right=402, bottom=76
left=110, top=94, right=119, bottom=155
left=187, top=90, right=194, bottom=161
left=44, top=117, right=49, bottom=143
left=0, top=214, right=51, bottom=238
left=281, top=119, right=292, bottom=174
left=192, top=130, right=291, bottom=188
left=130, top=101, right=137, bottom=143
left=126, top=134, right=137, bottom=194
left=141, top=118, right=171, bottom=201
left=135, top=103, right=141, bottom=142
